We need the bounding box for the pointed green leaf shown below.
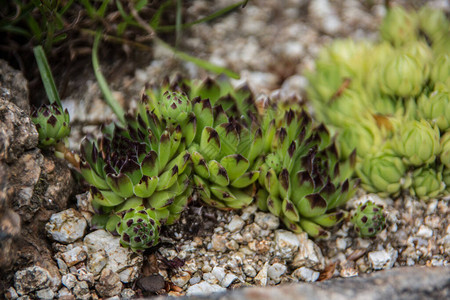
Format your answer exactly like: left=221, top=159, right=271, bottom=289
left=220, top=154, right=249, bottom=180
left=133, top=176, right=159, bottom=198
left=106, top=173, right=134, bottom=198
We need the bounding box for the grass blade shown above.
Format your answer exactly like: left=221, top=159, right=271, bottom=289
left=92, top=31, right=126, bottom=125
left=33, top=45, right=62, bottom=107
left=155, top=38, right=240, bottom=79
left=156, top=0, right=248, bottom=32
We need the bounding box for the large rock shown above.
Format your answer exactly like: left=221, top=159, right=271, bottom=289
left=154, top=266, right=450, bottom=300
left=0, top=59, right=29, bottom=113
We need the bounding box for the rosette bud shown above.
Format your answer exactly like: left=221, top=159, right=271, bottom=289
left=31, top=103, right=70, bottom=147
left=440, top=132, right=450, bottom=169
left=116, top=206, right=161, bottom=252
left=379, top=53, right=426, bottom=97
left=356, top=152, right=406, bottom=197
left=418, top=7, right=449, bottom=43
left=159, top=91, right=191, bottom=123
left=409, top=167, right=445, bottom=200
left=337, top=119, right=382, bottom=159
left=392, top=120, right=440, bottom=166
left=351, top=201, right=386, bottom=238
left=430, top=54, right=450, bottom=86
left=379, top=6, right=418, bottom=46
left=417, top=87, right=450, bottom=131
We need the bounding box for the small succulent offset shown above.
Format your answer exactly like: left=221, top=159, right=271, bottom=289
left=116, top=206, right=161, bottom=252
left=31, top=103, right=70, bottom=147
left=351, top=201, right=386, bottom=238
left=306, top=5, right=449, bottom=200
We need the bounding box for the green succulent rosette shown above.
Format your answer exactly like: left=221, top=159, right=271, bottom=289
left=116, top=206, right=161, bottom=252
left=418, top=7, right=449, bottom=45
left=443, top=168, right=450, bottom=193
left=379, top=53, right=427, bottom=97
left=336, top=118, right=384, bottom=159
left=391, top=119, right=441, bottom=166
left=417, top=86, right=450, bottom=131
left=254, top=106, right=357, bottom=238
left=143, top=77, right=262, bottom=210
left=379, top=6, right=418, bottom=47
left=356, top=152, right=407, bottom=197
left=31, top=103, right=70, bottom=147
left=440, top=132, right=450, bottom=169
left=430, top=54, right=450, bottom=86
left=351, top=201, right=386, bottom=238
left=409, top=166, right=446, bottom=200
left=80, top=110, right=192, bottom=251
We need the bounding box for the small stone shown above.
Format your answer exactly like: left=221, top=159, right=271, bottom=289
left=5, top=287, right=18, bottom=299
left=189, top=276, right=201, bottom=285
left=61, top=246, right=87, bottom=267
left=120, top=288, right=135, bottom=300
left=17, top=296, right=31, bottom=300
left=268, top=263, right=287, bottom=281
left=211, top=234, right=227, bottom=252
left=254, top=261, right=269, bottom=286
left=76, top=268, right=94, bottom=284
left=14, top=266, right=51, bottom=296
left=203, top=272, right=218, bottom=284
left=55, top=258, right=69, bottom=275
left=292, top=233, right=325, bottom=271
left=416, top=225, right=433, bottom=238
left=226, top=215, right=245, bottom=232
left=35, top=288, right=54, bottom=300
left=83, top=230, right=143, bottom=279
left=368, top=249, right=398, bottom=270
left=221, top=273, right=238, bottom=288
left=136, top=275, right=165, bottom=293
left=211, top=266, right=226, bottom=282
left=292, top=267, right=320, bottom=282
left=275, top=230, right=300, bottom=259
left=243, top=264, right=257, bottom=278
left=86, top=250, right=107, bottom=276
left=61, top=274, right=77, bottom=290
left=45, top=209, right=87, bottom=244
left=72, top=281, right=90, bottom=300
left=56, top=287, right=73, bottom=300
left=95, top=269, right=123, bottom=298
left=336, top=238, right=348, bottom=250
left=171, top=271, right=191, bottom=288
left=186, top=282, right=226, bottom=296
left=225, top=239, right=239, bottom=250
left=254, top=212, right=280, bottom=230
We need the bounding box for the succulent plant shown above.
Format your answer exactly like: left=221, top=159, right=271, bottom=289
left=356, top=152, right=406, bottom=197
left=409, top=166, right=446, bottom=200
left=351, top=201, right=386, bottom=238
left=116, top=206, right=161, bottom=252
left=306, top=6, right=450, bottom=200
left=379, top=6, right=418, bottom=47
left=440, top=132, right=450, bottom=169
left=379, top=53, right=427, bottom=97
left=143, top=77, right=262, bottom=210
left=253, top=106, right=357, bottom=238
left=391, top=120, right=441, bottom=166
left=431, top=54, right=450, bottom=86
left=417, top=85, right=450, bottom=131
left=31, top=103, right=70, bottom=147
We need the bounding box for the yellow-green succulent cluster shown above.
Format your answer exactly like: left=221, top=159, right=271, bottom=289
left=306, top=5, right=449, bottom=200
left=80, top=76, right=358, bottom=250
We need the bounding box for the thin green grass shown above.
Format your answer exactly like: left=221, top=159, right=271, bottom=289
left=92, top=31, right=126, bottom=126
left=33, top=45, right=62, bottom=107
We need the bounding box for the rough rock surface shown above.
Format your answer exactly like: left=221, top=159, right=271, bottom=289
left=154, top=266, right=450, bottom=300
left=0, top=59, right=29, bottom=112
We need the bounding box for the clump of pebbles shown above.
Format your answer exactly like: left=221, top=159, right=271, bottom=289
left=6, top=190, right=448, bottom=299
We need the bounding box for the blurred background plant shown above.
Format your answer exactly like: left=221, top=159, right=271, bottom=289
left=0, top=0, right=247, bottom=108
left=305, top=5, right=449, bottom=200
